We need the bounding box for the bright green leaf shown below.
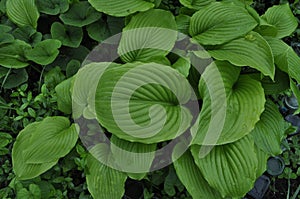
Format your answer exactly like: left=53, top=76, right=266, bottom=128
left=59, top=1, right=101, bottom=27
left=6, top=0, right=39, bottom=29
left=179, top=0, right=215, bottom=10
left=55, top=77, right=73, bottom=114
left=172, top=57, right=191, bottom=77
left=25, top=39, right=61, bottom=65
left=189, top=2, right=257, bottom=45
left=36, top=0, right=69, bottom=15
left=88, top=0, right=154, bottom=17
left=208, top=31, right=275, bottom=79
left=175, top=14, right=190, bottom=35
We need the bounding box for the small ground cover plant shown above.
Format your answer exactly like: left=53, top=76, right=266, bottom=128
left=0, top=0, right=300, bottom=198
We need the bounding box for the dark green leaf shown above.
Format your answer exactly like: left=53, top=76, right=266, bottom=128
left=36, top=0, right=69, bottom=15
left=12, top=26, right=42, bottom=46
left=2, top=68, right=28, bottom=89
left=86, top=20, right=110, bottom=42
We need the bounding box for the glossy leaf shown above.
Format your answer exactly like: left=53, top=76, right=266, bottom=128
left=86, top=144, right=127, bottom=199
left=12, top=117, right=78, bottom=180
left=262, top=4, right=298, bottom=38
left=189, top=2, right=257, bottom=45
left=118, top=9, right=177, bottom=63
left=59, top=1, right=101, bottom=27
left=55, top=77, right=73, bottom=114
left=0, top=40, right=31, bottom=68
left=173, top=149, right=222, bottom=199
left=179, top=0, right=215, bottom=10
left=6, top=0, right=39, bottom=29
left=95, top=62, right=193, bottom=144
left=36, top=0, right=69, bottom=15
left=51, top=22, right=83, bottom=48
left=25, top=39, right=61, bottom=65
left=208, top=31, right=275, bottom=79
left=191, top=135, right=258, bottom=198
left=88, top=0, right=154, bottom=17
left=191, top=61, right=265, bottom=145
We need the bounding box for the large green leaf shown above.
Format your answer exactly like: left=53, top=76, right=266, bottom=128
left=265, top=37, right=300, bottom=83
left=36, top=0, right=69, bottom=15
left=189, top=2, right=257, bottom=45
left=59, top=1, right=101, bottom=27
left=55, top=77, right=73, bottom=114
left=110, top=135, right=156, bottom=180
left=95, top=62, right=193, bottom=144
left=0, top=40, right=31, bottom=68
left=208, top=31, right=275, bottom=79
left=88, top=0, right=154, bottom=17
left=179, top=0, right=215, bottom=10
left=173, top=149, right=222, bottom=199
left=86, top=144, right=127, bottom=199
left=175, top=14, right=190, bottom=35
left=51, top=22, right=83, bottom=48
left=191, top=61, right=265, bottom=145
left=72, top=62, right=120, bottom=119
left=118, top=9, right=177, bottom=63
left=6, top=0, right=39, bottom=29
left=12, top=117, right=78, bottom=180
left=262, top=4, right=298, bottom=38
left=25, top=39, right=61, bottom=65
left=251, top=100, right=288, bottom=156
left=191, top=135, right=258, bottom=198
left=0, top=33, right=14, bottom=45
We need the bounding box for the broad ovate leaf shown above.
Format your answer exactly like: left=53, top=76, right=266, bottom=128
left=51, top=22, right=83, bottom=48
left=55, top=77, right=73, bottom=114
left=111, top=135, right=156, bottom=180
left=88, top=0, right=154, bottom=17
left=95, top=62, right=193, bottom=144
left=179, top=0, right=215, bottom=10
left=59, top=1, right=101, bottom=27
left=118, top=9, right=177, bottom=63
left=189, top=2, right=257, bottom=45
left=208, top=31, right=275, bottom=79
left=251, top=100, right=288, bottom=156
left=0, top=40, right=31, bottom=68
left=25, top=39, right=61, bottom=65
left=191, top=61, right=265, bottom=145
left=36, top=0, right=69, bottom=15
left=86, top=144, right=127, bottom=199
left=87, top=20, right=110, bottom=42
left=6, top=0, right=39, bottom=29
left=262, top=4, right=298, bottom=38
left=173, top=149, right=222, bottom=199
left=12, top=117, right=78, bottom=180
left=175, top=14, right=190, bottom=35
left=191, top=135, right=258, bottom=198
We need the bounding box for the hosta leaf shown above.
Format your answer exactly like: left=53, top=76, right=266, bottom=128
left=0, top=24, right=12, bottom=33
left=86, top=144, right=127, bottom=199
left=179, top=0, right=215, bottom=10
left=261, top=69, right=290, bottom=95
left=251, top=100, right=288, bottom=156
left=172, top=57, right=191, bottom=77
left=254, top=18, right=278, bottom=37
left=87, top=20, right=110, bottom=42
left=21, top=117, right=78, bottom=164
left=189, top=2, right=257, bottom=45
left=59, top=1, right=101, bottom=27
left=290, top=79, right=300, bottom=114
left=12, top=26, right=42, bottom=46
left=51, top=22, right=83, bottom=48
left=88, top=0, right=154, bottom=17
left=208, top=31, right=275, bottom=79
left=255, top=146, right=269, bottom=177
left=110, top=135, right=156, bottom=180
left=0, top=40, right=31, bottom=68
left=173, top=149, right=222, bottom=199
left=36, top=0, right=69, bottom=15
left=6, top=0, right=39, bottom=29
left=72, top=62, right=120, bottom=119
left=262, top=4, right=298, bottom=38
left=191, top=61, right=265, bottom=145
left=55, top=77, right=73, bottom=114
left=25, top=39, right=61, bottom=65
left=175, top=14, right=190, bottom=35
left=118, top=9, right=177, bottom=63
left=95, top=62, right=193, bottom=144
left=265, top=37, right=300, bottom=83
left=191, top=135, right=258, bottom=198
left=0, top=33, right=14, bottom=45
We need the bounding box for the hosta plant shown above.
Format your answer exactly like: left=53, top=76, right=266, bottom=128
left=6, top=0, right=300, bottom=198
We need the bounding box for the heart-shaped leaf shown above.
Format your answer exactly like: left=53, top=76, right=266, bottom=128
left=25, top=39, right=61, bottom=65
left=51, top=22, right=83, bottom=48
left=208, top=31, right=275, bottom=79
left=118, top=9, right=177, bottom=63
left=59, top=1, right=101, bottom=27
left=191, top=61, right=265, bottom=145
left=36, top=0, right=69, bottom=15
left=95, top=62, right=193, bottom=144
left=86, top=20, right=111, bottom=42
left=88, top=0, right=154, bottom=17
left=189, top=2, right=257, bottom=45
left=12, top=26, right=42, bottom=46
left=6, top=0, right=39, bottom=29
